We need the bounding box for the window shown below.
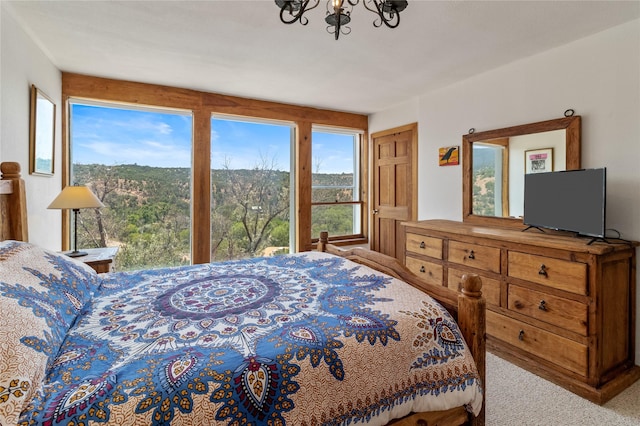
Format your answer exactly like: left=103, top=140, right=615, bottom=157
left=311, top=128, right=362, bottom=240
left=472, top=141, right=508, bottom=217
left=210, top=116, right=294, bottom=261
left=69, top=101, right=193, bottom=270
left=62, top=74, right=369, bottom=260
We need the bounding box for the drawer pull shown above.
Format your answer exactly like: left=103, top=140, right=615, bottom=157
left=538, top=300, right=547, bottom=311
left=419, top=241, right=426, bottom=249
left=538, top=264, right=548, bottom=277
left=468, top=250, right=475, bottom=259
left=419, top=265, right=426, bottom=273
left=518, top=330, right=525, bottom=341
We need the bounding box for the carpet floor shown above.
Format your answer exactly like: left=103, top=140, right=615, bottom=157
left=486, top=353, right=640, bottom=425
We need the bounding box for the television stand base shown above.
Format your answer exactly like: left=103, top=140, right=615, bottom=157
left=522, top=225, right=545, bottom=233
left=576, top=233, right=611, bottom=245
left=585, top=236, right=610, bottom=245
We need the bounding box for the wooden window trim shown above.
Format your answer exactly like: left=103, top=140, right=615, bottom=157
left=61, top=73, right=368, bottom=262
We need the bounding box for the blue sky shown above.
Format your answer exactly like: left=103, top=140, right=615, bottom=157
left=71, top=104, right=355, bottom=173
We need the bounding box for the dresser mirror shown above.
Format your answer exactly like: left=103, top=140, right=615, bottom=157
left=462, top=115, right=581, bottom=228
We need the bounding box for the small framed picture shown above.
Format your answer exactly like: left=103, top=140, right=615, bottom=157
left=439, top=146, right=459, bottom=166
left=525, top=148, right=553, bottom=174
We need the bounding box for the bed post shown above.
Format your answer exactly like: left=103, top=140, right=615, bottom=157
left=0, top=162, right=28, bottom=242
left=459, top=274, right=486, bottom=426
left=318, top=230, right=329, bottom=252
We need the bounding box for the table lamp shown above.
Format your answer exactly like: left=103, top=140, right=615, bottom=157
left=48, top=186, right=104, bottom=257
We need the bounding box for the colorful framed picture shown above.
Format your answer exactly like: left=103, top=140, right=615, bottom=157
left=439, top=146, right=459, bottom=166
left=525, top=148, right=553, bottom=174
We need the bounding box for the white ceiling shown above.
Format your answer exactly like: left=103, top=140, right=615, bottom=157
left=5, top=0, right=640, bottom=115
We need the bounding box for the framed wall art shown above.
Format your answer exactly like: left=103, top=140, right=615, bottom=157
left=525, top=148, right=553, bottom=174
left=29, top=84, right=56, bottom=176
left=439, top=146, right=459, bottom=166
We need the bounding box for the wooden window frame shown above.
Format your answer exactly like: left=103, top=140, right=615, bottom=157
left=310, top=130, right=365, bottom=244
left=61, top=73, right=368, bottom=262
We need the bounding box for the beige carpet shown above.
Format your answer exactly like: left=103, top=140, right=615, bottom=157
left=486, top=353, right=640, bottom=425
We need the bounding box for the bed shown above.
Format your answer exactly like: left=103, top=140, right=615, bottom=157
left=0, top=161, right=485, bottom=426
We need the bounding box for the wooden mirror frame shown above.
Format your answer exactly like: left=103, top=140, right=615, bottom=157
left=29, top=84, right=56, bottom=176
left=462, top=115, right=581, bottom=228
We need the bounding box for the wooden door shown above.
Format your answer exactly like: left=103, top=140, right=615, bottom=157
left=372, top=123, right=417, bottom=259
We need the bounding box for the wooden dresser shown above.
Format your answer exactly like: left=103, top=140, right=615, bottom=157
left=401, top=219, right=639, bottom=404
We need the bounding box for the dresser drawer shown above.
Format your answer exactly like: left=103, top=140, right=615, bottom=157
left=406, top=233, right=443, bottom=259
left=448, top=267, right=501, bottom=307
left=405, top=256, right=443, bottom=286
left=487, top=310, right=588, bottom=376
left=508, top=285, right=588, bottom=335
left=508, top=252, right=587, bottom=295
left=448, top=241, right=500, bottom=273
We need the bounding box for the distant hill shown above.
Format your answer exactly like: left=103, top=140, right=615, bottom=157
left=74, top=164, right=353, bottom=188
left=71, top=163, right=355, bottom=269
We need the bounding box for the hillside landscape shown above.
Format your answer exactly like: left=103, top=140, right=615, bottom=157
left=73, top=164, right=355, bottom=270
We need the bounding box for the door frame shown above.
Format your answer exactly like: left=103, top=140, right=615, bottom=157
left=370, top=122, right=418, bottom=252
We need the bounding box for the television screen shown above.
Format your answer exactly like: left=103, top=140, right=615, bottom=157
left=523, top=168, right=606, bottom=238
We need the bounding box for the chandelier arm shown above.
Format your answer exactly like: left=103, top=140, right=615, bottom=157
left=381, top=9, right=401, bottom=28
left=361, top=0, right=380, bottom=14
left=278, top=0, right=321, bottom=25
left=302, top=0, right=321, bottom=13
left=362, top=0, right=401, bottom=28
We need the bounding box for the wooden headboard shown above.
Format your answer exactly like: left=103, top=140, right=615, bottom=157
left=0, top=162, right=29, bottom=241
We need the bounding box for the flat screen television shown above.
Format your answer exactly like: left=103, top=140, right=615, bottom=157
left=523, top=167, right=606, bottom=239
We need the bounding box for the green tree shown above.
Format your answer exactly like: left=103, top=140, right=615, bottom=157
left=72, top=163, right=354, bottom=268
left=218, top=156, right=290, bottom=257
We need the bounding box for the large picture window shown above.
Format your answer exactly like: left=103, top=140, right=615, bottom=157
left=69, top=101, right=193, bottom=270
left=210, top=116, right=294, bottom=261
left=62, top=74, right=368, bottom=263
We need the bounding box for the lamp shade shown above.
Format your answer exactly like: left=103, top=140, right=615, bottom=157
left=47, top=186, right=104, bottom=210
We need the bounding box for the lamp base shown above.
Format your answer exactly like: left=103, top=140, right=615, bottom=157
left=67, top=250, right=88, bottom=258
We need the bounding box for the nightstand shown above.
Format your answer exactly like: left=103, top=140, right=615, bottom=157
left=67, top=247, right=119, bottom=274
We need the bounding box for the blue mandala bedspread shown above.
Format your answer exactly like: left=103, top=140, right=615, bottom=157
left=0, top=241, right=482, bottom=426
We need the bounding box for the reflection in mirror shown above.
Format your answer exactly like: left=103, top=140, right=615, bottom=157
left=463, top=116, right=581, bottom=228
left=473, top=130, right=566, bottom=218
left=472, top=139, right=508, bottom=217
left=29, top=85, right=56, bottom=176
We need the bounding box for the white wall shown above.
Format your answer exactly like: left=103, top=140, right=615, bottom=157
left=370, top=19, right=640, bottom=362
left=369, top=97, right=420, bottom=133
left=509, top=130, right=566, bottom=217
left=1, top=3, right=62, bottom=249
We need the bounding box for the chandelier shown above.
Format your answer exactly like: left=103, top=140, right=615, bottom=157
left=275, top=0, right=408, bottom=40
